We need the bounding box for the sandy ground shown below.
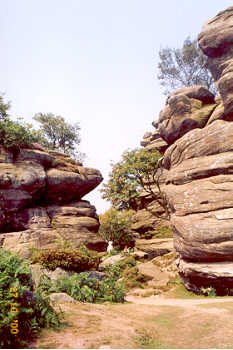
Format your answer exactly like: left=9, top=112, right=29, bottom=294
left=32, top=295, right=233, bottom=349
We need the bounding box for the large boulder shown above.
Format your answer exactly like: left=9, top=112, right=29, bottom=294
left=198, top=6, right=233, bottom=116
left=157, top=86, right=216, bottom=144
left=0, top=146, right=105, bottom=255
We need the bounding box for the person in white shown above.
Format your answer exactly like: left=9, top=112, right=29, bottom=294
left=107, top=241, right=113, bottom=253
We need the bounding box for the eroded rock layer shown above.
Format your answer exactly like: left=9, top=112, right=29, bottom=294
left=0, top=146, right=105, bottom=257
left=198, top=6, right=233, bottom=116
left=140, top=8, right=233, bottom=292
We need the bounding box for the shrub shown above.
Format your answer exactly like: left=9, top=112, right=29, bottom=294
left=30, top=245, right=101, bottom=272
left=0, top=248, right=61, bottom=348
left=201, top=286, right=216, bottom=297
left=54, top=272, right=125, bottom=303
left=98, top=208, right=135, bottom=250
left=0, top=117, right=41, bottom=155
left=122, top=266, right=151, bottom=290
left=151, top=225, right=173, bottom=238
left=37, top=268, right=125, bottom=304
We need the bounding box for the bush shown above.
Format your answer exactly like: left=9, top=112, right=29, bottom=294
left=54, top=272, right=125, bottom=303
left=98, top=208, right=135, bottom=250
left=37, top=267, right=125, bottom=304
left=0, top=117, right=41, bottom=155
left=30, top=245, right=101, bottom=272
left=0, top=249, right=61, bottom=348
left=122, top=266, right=151, bottom=290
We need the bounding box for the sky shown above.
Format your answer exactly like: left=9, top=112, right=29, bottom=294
left=0, top=0, right=232, bottom=214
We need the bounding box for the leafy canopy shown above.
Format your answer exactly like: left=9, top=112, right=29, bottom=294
left=33, top=112, right=84, bottom=161
left=0, top=117, right=41, bottom=154
left=100, top=148, right=162, bottom=211
left=98, top=208, right=134, bottom=250
left=0, top=95, right=11, bottom=120
left=157, top=36, right=217, bottom=95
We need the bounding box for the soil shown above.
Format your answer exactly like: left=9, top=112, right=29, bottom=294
left=32, top=295, right=233, bottom=349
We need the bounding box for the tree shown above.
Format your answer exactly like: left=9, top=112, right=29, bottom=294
left=157, top=37, right=218, bottom=95
left=98, top=208, right=135, bottom=250
left=0, top=95, right=11, bottom=120
left=100, top=148, right=168, bottom=218
left=33, top=113, right=84, bottom=161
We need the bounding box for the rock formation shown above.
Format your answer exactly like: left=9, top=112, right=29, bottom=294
left=198, top=6, right=233, bottom=117
left=0, top=146, right=106, bottom=258
left=138, top=6, right=233, bottom=294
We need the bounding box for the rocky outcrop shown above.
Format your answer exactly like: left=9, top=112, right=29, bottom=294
left=157, top=86, right=216, bottom=145
left=138, top=7, right=233, bottom=293
left=198, top=6, right=233, bottom=116
left=0, top=146, right=105, bottom=257
left=159, top=115, right=233, bottom=293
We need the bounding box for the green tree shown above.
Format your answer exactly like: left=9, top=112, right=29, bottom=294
left=99, top=208, right=134, bottom=249
left=157, top=36, right=217, bottom=95
left=33, top=113, right=84, bottom=161
left=0, top=95, right=11, bottom=120
left=100, top=148, right=168, bottom=217
left=0, top=117, right=41, bottom=154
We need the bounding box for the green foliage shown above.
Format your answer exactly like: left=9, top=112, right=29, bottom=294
left=201, top=287, right=216, bottom=297
left=54, top=272, right=125, bottom=303
left=0, top=95, right=11, bottom=120
left=30, top=245, right=100, bottom=272
left=122, top=266, right=151, bottom=290
left=0, top=117, right=41, bottom=154
left=0, top=248, right=60, bottom=348
left=152, top=225, right=173, bottom=238
left=100, top=257, right=148, bottom=292
left=37, top=266, right=125, bottom=304
left=135, top=329, right=161, bottom=349
left=99, top=208, right=135, bottom=250
left=33, top=112, right=85, bottom=161
left=158, top=36, right=217, bottom=95
left=100, top=148, right=162, bottom=211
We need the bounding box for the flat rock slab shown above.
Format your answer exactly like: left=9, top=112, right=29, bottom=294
left=135, top=238, right=174, bottom=259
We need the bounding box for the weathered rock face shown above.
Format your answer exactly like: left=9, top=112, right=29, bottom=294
left=163, top=119, right=233, bottom=261
left=0, top=146, right=105, bottom=257
left=198, top=6, right=233, bottom=116
left=139, top=13, right=233, bottom=291
left=157, top=86, right=216, bottom=145
left=157, top=97, right=233, bottom=293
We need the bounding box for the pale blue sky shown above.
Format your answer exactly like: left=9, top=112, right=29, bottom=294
left=0, top=0, right=231, bottom=213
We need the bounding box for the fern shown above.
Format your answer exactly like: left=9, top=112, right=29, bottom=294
left=0, top=248, right=61, bottom=348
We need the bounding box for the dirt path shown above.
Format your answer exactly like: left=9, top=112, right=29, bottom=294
left=32, top=296, right=233, bottom=349
left=126, top=294, right=233, bottom=307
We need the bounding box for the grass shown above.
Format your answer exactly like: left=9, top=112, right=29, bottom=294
left=147, top=313, right=177, bottom=329
left=164, top=275, right=205, bottom=299
left=150, top=226, right=173, bottom=238
left=135, top=328, right=162, bottom=349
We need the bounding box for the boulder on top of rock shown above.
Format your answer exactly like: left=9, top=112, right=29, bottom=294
left=198, top=6, right=233, bottom=116
left=157, top=86, right=217, bottom=145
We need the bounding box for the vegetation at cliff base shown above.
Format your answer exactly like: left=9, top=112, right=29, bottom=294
left=38, top=269, right=125, bottom=304
left=30, top=245, right=101, bottom=272
left=0, top=248, right=61, bottom=349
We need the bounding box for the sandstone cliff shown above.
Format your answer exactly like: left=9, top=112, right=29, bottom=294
left=139, top=6, right=233, bottom=294
left=0, top=145, right=106, bottom=258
